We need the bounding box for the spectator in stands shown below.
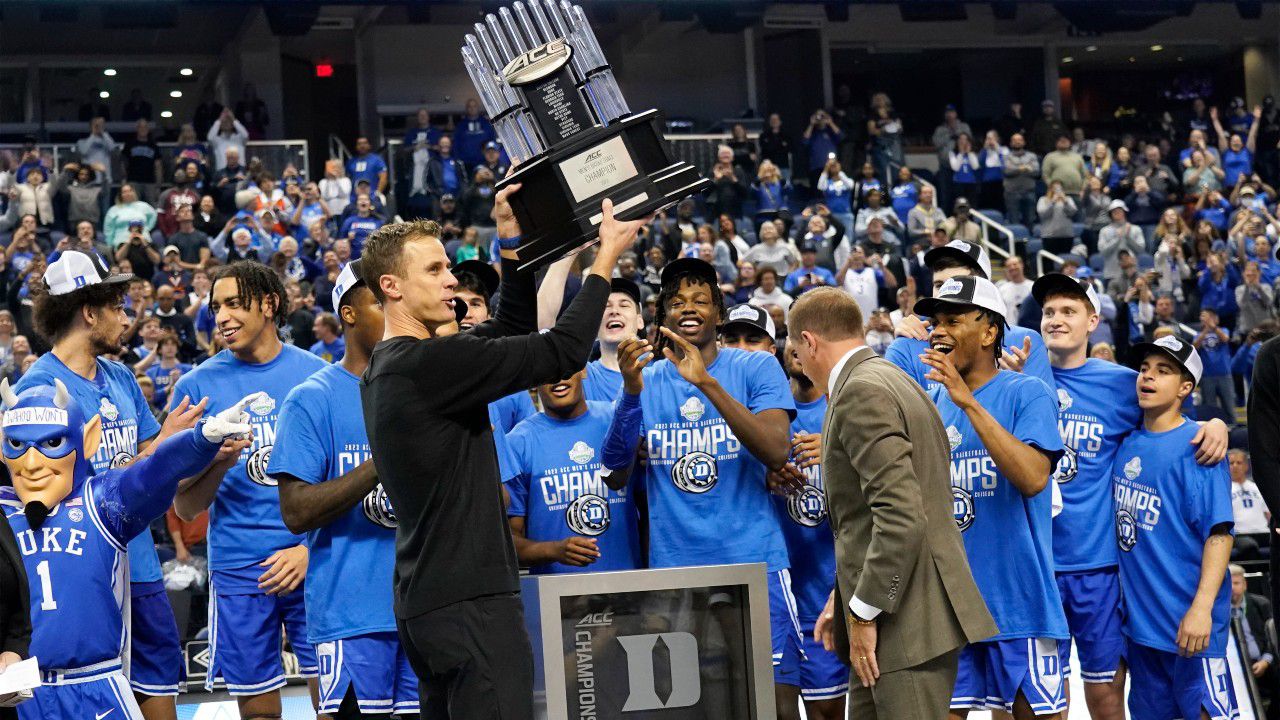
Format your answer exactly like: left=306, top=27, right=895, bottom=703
left=1149, top=293, right=1181, bottom=338
left=758, top=113, right=793, bottom=183
left=997, top=255, right=1033, bottom=319
left=233, top=83, right=269, bottom=139
left=802, top=108, right=843, bottom=191
left=931, top=104, right=971, bottom=168
left=225, top=226, right=258, bottom=263
left=728, top=261, right=757, bottom=304
left=435, top=195, right=462, bottom=243
left=403, top=144, right=432, bottom=220
left=405, top=108, right=441, bottom=152
left=480, top=141, right=508, bottom=181
left=698, top=240, right=735, bottom=285
left=784, top=242, right=836, bottom=296
left=309, top=313, right=345, bottom=363
left=866, top=92, right=904, bottom=182
left=1200, top=250, right=1242, bottom=330
left=57, top=162, right=105, bottom=232
left=0, top=335, right=32, bottom=382
left=906, top=184, right=945, bottom=245
left=453, top=98, right=497, bottom=170
left=122, top=119, right=163, bottom=203
left=1002, top=132, right=1039, bottom=227
left=741, top=221, right=798, bottom=276
left=1099, top=199, right=1146, bottom=281
left=1085, top=142, right=1113, bottom=190
left=346, top=136, right=388, bottom=196
left=1237, top=261, right=1276, bottom=338
left=276, top=237, right=320, bottom=285
left=1214, top=105, right=1262, bottom=188
left=136, top=332, right=190, bottom=408
left=319, top=158, right=351, bottom=217
left=189, top=195, right=221, bottom=245
left=1181, top=128, right=1221, bottom=170
left=947, top=132, right=980, bottom=205
left=74, top=116, right=116, bottom=193
left=890, top=165, right=920, bottom=227
left=976, top=130, right=1006, bottom=211
left=1137, top=145, right=1181, bottom=201
left=153, top=246, right=191, bottom=295
left=212, top=149, right=247, bottom=215
left=851, top=161, right=882, bottom=210
left=836, top=243, right=892, bottom=319
left=157, top=166, right=200, bottom=238
left=795, top=208, right=844, bottom=270
left=1195, top=190, right=1234, bottom=234
left=49, top=221, right=104, bottom=266
left=290, top=182, right=329, bottom=246
left=717, top=215, right=749, bottom=259
left=750, top=265, right=791, bottom=316
left=207, top=110, right=249, bottom=173
left=1184, top=149, right=1225, bottom=200
left=753, top=160, right=788, bottom=230
left=854, top=188, right=901, bottom=241
left=103, top=184, right=156, bottom=249
left=707, top=145, right=748, bottom=221
left=14, top=168, right=55, bottom=239
left=1108, top=146, right=1137, bottom=196
left=1029, top=99, right=1068, bottom=157
left=1197, top=307, right=1236, bottom=418
left=427, top=135, right=467, bottom=202
left=0, top=310, right=14, bottom=369
left=995, top=101, right=1026, bottom=142
left=817, top=158, right=854, bottom=231
left=1123, top=174, right=1167, bottom=231
left=461, top=168, right=497, bottom=247
left=284, top=279, right=316, bottom=349
left=1152, top=224, right=1192, bottom=304
left=339, top=195, right=383, bottom=258
left=1037, top=180, right=1078, bottom=256
left=727, top=123, right=757, bottom=175
left=172, top=123, right=209, bottom=177
left=13, top=141, right=49, bottom=185
left=122, top=88, right=152, bottom=121
left=1042, top=133, right=1088, bottom=195
left=942, top=197, right=981, bottom=243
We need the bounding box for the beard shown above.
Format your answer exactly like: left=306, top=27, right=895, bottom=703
left=25, top=501, right=50, bottom=530
left=90, top=328, right=124, bottom=356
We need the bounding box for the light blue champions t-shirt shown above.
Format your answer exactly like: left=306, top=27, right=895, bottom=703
left=1050, top=359, right=1142, bottom=572
left=1114, top=418, right=1234, bottom=657
left=772, top=396, right=834, bottom=622
left=504, top=401, right=640, bottom=575
left=886, top=326, right=1055, bottom=395
left=639, top=348, right=794, bottom=571
left=17, top=353, right=163, bottom=584
left=582, top=359, right=623, bottom=403
left=170, top=344, right=327, bottom=572
left=266, top=363, right=395, bottom=643
left=931, top=370, right=1068, bottom=640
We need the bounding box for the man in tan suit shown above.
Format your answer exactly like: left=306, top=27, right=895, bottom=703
left=788, top=287, right=996, bottom=718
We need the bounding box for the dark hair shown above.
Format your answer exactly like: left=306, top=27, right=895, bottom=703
left=929, top=256, right=977, bottom=275
left=653, top=268, right=726, bottom=355
left=454, top=270, right=492, bottom=309
left=32, top=282, right=127, bottom=345
left=211, top=261, right=287, bottom=327
left=979, top=309, right=1005, bottom=361
left=314, top=312, right=341, bottom=335
left=359, top=220, right=442, bottom=304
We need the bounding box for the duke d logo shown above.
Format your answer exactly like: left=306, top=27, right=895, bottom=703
left=617, top=632, right=701, bottom=711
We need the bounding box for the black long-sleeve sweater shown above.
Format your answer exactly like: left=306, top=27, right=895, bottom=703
left=361, top=257, right=609, bottom=618
left=1249, top=337, right=1280, bottom=523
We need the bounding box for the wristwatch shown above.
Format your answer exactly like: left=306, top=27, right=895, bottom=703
left=847, top=609, right=876, bottom=627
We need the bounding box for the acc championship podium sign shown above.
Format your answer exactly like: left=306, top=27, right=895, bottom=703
left=521, top=563, right=777, bottom=719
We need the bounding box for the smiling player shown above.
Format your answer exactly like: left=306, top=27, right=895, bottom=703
left=581, top=278, right=645, bottom=402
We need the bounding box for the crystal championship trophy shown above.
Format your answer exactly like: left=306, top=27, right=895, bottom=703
left=462, top=0, right=711, bottom=271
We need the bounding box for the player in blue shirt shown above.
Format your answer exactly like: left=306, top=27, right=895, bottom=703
left=886, top=240, right=1054, bottom=394
left=503, top=368, right=641, bottom=574
left=913, top=275, right=1069, bottom=719
left=170, top=262, right=328, bottom=718
left=582, top=278, right=645, bottom=403
left=719, top=303, right=847, bottom=720
left=269, top=260, right=419, bottom=717
left=1035, top=273, right=1230, bottom=720
left=19, top=250, right=192, bottom=719
left=1115, top=336, right=1236, bottom=720
left=600, top=258, right=804, bottom=720
left=1, top=377, right=251, bottom=720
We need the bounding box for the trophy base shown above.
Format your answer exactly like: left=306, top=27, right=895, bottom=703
left=497, top=109, right=711, bottom=272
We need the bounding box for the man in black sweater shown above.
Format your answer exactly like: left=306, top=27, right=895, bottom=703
left=1252, top=337, right=1280, bottom=609
left=359, top=186, right=647, bottom=720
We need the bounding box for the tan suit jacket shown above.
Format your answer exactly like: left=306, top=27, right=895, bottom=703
left=823, top=349, right=997, bottom=673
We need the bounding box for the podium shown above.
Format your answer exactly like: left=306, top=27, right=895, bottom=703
left=521, top=563, right=778, bottom=719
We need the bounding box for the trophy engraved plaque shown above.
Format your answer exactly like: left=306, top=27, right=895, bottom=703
left=462, top=0, right=711, bottom=271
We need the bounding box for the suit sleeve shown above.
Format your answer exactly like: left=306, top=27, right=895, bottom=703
left=834, top=381, right=928, bottom=615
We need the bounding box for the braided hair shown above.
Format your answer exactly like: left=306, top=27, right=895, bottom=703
left=979, top=308, right=1006, bottom=361
left=653, top=268, right=727, bottom=356
left=211, top=261, right=288, bottom=327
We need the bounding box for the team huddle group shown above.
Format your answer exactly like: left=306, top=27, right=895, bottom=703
left=0, top=173, right=1244, bottom=720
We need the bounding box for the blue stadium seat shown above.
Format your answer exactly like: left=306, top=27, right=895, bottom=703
left=444, top=239, right=462, bottom=261
left=982, top=209, right=1005, bottom=224
left=1138, top=253, right=1155, bottom=270
left=1009, top=224, right=1031, bottom=241
left=1197, top=403, right=1233, bottom=425
left=1089, top=253, right=1105, bottom=272
left=1027, top=238, right=1043, bottom=260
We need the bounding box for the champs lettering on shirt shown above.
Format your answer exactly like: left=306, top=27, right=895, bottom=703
left=267, top=363, right=396, bottom=643
left=171, top=344, right=328, bottom=572
left=772, top=396, right=834, bottom=622
left=638, top=348, right=794, bottom=572
left=1113, top=419, right=1234, bottom=658
left=503, top=402, right=640, bottom=575
left=17, top=354, right=163, bottom=583
left=1049, top=360, right=1142, bottom=572
left=931, top=370, right=1068, bottom=641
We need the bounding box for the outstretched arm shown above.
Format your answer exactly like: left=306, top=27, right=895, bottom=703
left=102, top=423, right=227, bottom=542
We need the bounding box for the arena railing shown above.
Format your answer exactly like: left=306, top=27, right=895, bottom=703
left=970, top=208, right=1016, bottom=263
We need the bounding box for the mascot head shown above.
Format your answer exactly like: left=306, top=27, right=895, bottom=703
left=0, top=378, right=100, bottom=527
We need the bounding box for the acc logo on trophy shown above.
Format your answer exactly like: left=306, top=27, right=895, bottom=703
left=671, top=451, right=717, bottom=494
left=502, top=38, right=573, bottom=86
left=565, top=494, right=610, bottom=536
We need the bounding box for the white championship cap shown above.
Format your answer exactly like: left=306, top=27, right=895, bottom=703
left=43, top=250, right=133, bottom=297
left=913, top=275, right=1008, bottom=326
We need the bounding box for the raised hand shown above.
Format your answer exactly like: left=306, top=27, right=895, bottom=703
left=493, top=182, right=523, bottom=239
left=921, top=347, right=975, bottom=410
left=659, top=327, right=712, bottom=387
left=596, top=198, right=654, bottom=268
left=617, top=336, right=654, bottom=395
